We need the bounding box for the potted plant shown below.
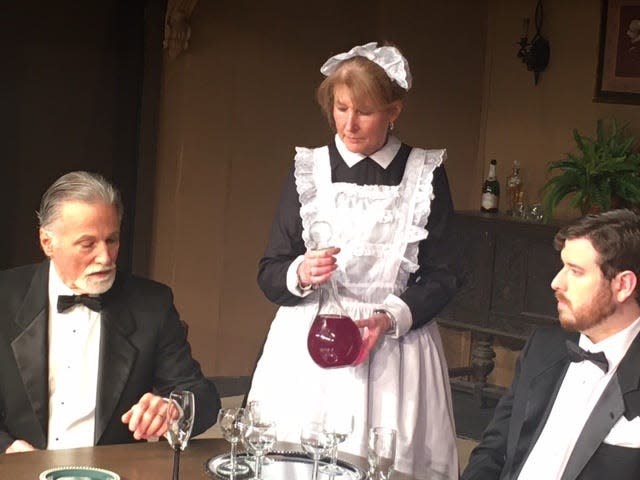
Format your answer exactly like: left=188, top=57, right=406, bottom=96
left=541, top=119, right=640, bottom=220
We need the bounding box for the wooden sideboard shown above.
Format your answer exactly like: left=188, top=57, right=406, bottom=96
left=437, top=211, right=564, bottom=403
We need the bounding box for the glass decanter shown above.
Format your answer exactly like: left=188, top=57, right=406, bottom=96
left=306, top=221, right=363, bottom=369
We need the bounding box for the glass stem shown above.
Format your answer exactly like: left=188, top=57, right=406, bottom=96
left=331, top=444, right=339, bottom=469
left=312, top=458, right=319, bottom=480
left=172, top=447, right=180, bottom=480
left=230, top=441, right=237, bottom=472
left=255, top=454, right=263, bottom=479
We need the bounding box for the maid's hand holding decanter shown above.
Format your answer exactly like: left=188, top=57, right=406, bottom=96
left=305, top=221, right=363, bottom=369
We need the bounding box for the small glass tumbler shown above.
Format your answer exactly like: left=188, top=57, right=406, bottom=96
left=526, top=203, right=544, bottom=222
left=367, top=427, right=396, bottom=480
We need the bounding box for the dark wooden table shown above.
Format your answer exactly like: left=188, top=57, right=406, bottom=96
left=0, top=438, right=418, bottom=480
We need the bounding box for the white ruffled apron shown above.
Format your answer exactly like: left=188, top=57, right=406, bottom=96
left=248, top=146, right=458, bottom=479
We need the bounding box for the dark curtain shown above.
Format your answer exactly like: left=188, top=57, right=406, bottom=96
left=1, top=0, right=165, bottom=272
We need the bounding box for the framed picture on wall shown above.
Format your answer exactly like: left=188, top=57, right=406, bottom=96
left=594, top=0, right=640, bottom=104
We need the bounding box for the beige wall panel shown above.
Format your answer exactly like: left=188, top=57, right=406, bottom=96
left=367, top=2, right=488, bottom=211
left=483, top=0, right=640, bottom=220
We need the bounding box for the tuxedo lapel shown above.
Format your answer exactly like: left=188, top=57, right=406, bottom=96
left=560, top=380, right=624, bottom=480
left=94, top=277, right=137, bottom=444
left=617, top=332, right=640, bottom=419
left=510, top=331, right=575, bottom=478
left=525, top=358, right=569, bottom=436
left=561, top=332, right=640, bottom=480
left=10, top=262, right=50, bottom=445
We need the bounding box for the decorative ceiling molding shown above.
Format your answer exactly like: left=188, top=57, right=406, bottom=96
left=163, top=0, right=199, bottom=60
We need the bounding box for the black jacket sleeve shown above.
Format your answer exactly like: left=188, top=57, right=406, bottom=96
left=150, top=294, right=221, bottom=438
left=0, top=403, right=15, bottom=452
left=257, top=166, right=306, bottom=306
left=460, top=332, right=537, bottom=480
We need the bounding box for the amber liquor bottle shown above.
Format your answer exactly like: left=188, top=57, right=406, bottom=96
left=506, top=160, right=523, bottom=215
left=481, top=159, right=500, bottom=213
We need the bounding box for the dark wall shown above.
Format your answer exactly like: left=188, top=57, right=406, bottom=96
left=2, top=0, right=160, bottom=271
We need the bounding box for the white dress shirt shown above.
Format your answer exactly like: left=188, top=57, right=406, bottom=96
left=47, top=262, right=101, bottom=449
left=517, top=316, right=640, bottom=479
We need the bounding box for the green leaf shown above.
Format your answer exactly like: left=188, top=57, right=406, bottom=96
left=541, top=118, right=640, bottom=220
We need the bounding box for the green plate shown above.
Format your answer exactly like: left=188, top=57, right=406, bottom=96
left=39, top=466, right=120, bottom=480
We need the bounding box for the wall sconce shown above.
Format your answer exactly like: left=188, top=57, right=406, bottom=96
left=516, top=0, right=550, bottom=85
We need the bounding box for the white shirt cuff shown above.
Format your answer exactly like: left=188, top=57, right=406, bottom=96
left=287, top=255, right=314, bottom=297
left=380, top=294, right=412, bottom=338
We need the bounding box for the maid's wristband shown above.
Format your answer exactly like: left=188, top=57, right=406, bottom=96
left=299, top=282, right=314, bottom=291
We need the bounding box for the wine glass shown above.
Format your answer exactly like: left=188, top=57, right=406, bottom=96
left=300, top=421, right=331, bottom=480
left=245, top=400, right=274, bottom=466
left=165, top=390, right=195, bottom=480
left=242, top=418, right=277, bottom=480
left=320, top=411, right=354, bottom=476
left=216, top=407, right=251, bottom=476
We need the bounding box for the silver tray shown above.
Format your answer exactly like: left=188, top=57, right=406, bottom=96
left=205, top=451, right=366, bottom=479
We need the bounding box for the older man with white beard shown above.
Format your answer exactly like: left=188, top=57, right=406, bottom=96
left=0, top=171, right=219, bottom=454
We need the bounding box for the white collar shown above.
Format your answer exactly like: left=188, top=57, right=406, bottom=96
left=48, top=260, right=76, bottom=299
left=334, top=134, right=401, bottom=169
left=48, top=260, right=79, bottom=316
left=579, top=315, right=640, bottom=370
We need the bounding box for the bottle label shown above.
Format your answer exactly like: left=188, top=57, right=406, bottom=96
left=481, top=192, right=498, bottom=210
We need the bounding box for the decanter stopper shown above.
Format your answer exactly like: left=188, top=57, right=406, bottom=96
left=309, top=220, right=333, bottom=250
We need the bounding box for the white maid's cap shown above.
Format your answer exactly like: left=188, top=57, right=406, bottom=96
left=320, top=42, right=412, bottom=90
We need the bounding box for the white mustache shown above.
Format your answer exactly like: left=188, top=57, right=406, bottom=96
left=84, top=265, right=116, bottom=276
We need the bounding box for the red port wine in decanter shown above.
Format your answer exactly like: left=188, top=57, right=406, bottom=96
left=307, top=281, right=363, bottom=369
left=306, top=220, right=363, bottom=368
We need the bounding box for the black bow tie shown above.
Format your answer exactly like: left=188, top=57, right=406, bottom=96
left=566, top=340, right=609, bottom=373
left=57, top=294, right=103, bottom=313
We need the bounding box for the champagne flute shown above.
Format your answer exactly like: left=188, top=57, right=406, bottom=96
left=242, top=418, right=277, bottom=480
left=300, top=421, right=331, bottom=480
left=320, top=411, right=354, bottom=476
left=165, top=390, right=195, bottom=480
left=216, top=407, right=250, bottom=475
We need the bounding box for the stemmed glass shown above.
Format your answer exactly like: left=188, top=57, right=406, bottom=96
left=242, top=417, right=277, bottom=480
left=321, top=411, right=354, bottom=476
left=165, top=390, right=195, bottom=480
left=216, top=407, right=251, bottom=476
left=300, top=421, right=332, bottom=480
left=367, top=427, right=397, bottom=480
left=245, top=400, right=274, bottom=466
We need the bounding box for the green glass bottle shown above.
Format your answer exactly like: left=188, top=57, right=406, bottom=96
left=480, top=159, right=500, bottom=213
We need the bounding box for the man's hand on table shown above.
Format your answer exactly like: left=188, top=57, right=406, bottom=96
left=121, top=392, right=174, bottom=441
left=5, top=439, right=35, bottom=453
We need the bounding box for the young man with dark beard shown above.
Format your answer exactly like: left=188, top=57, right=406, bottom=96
left=462, top=209, right=640, bottom=480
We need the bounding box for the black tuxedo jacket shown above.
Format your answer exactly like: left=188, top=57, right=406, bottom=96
left=461, top=326, right=640, bottom=480
left=0, top=261, right=220, bottom=452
